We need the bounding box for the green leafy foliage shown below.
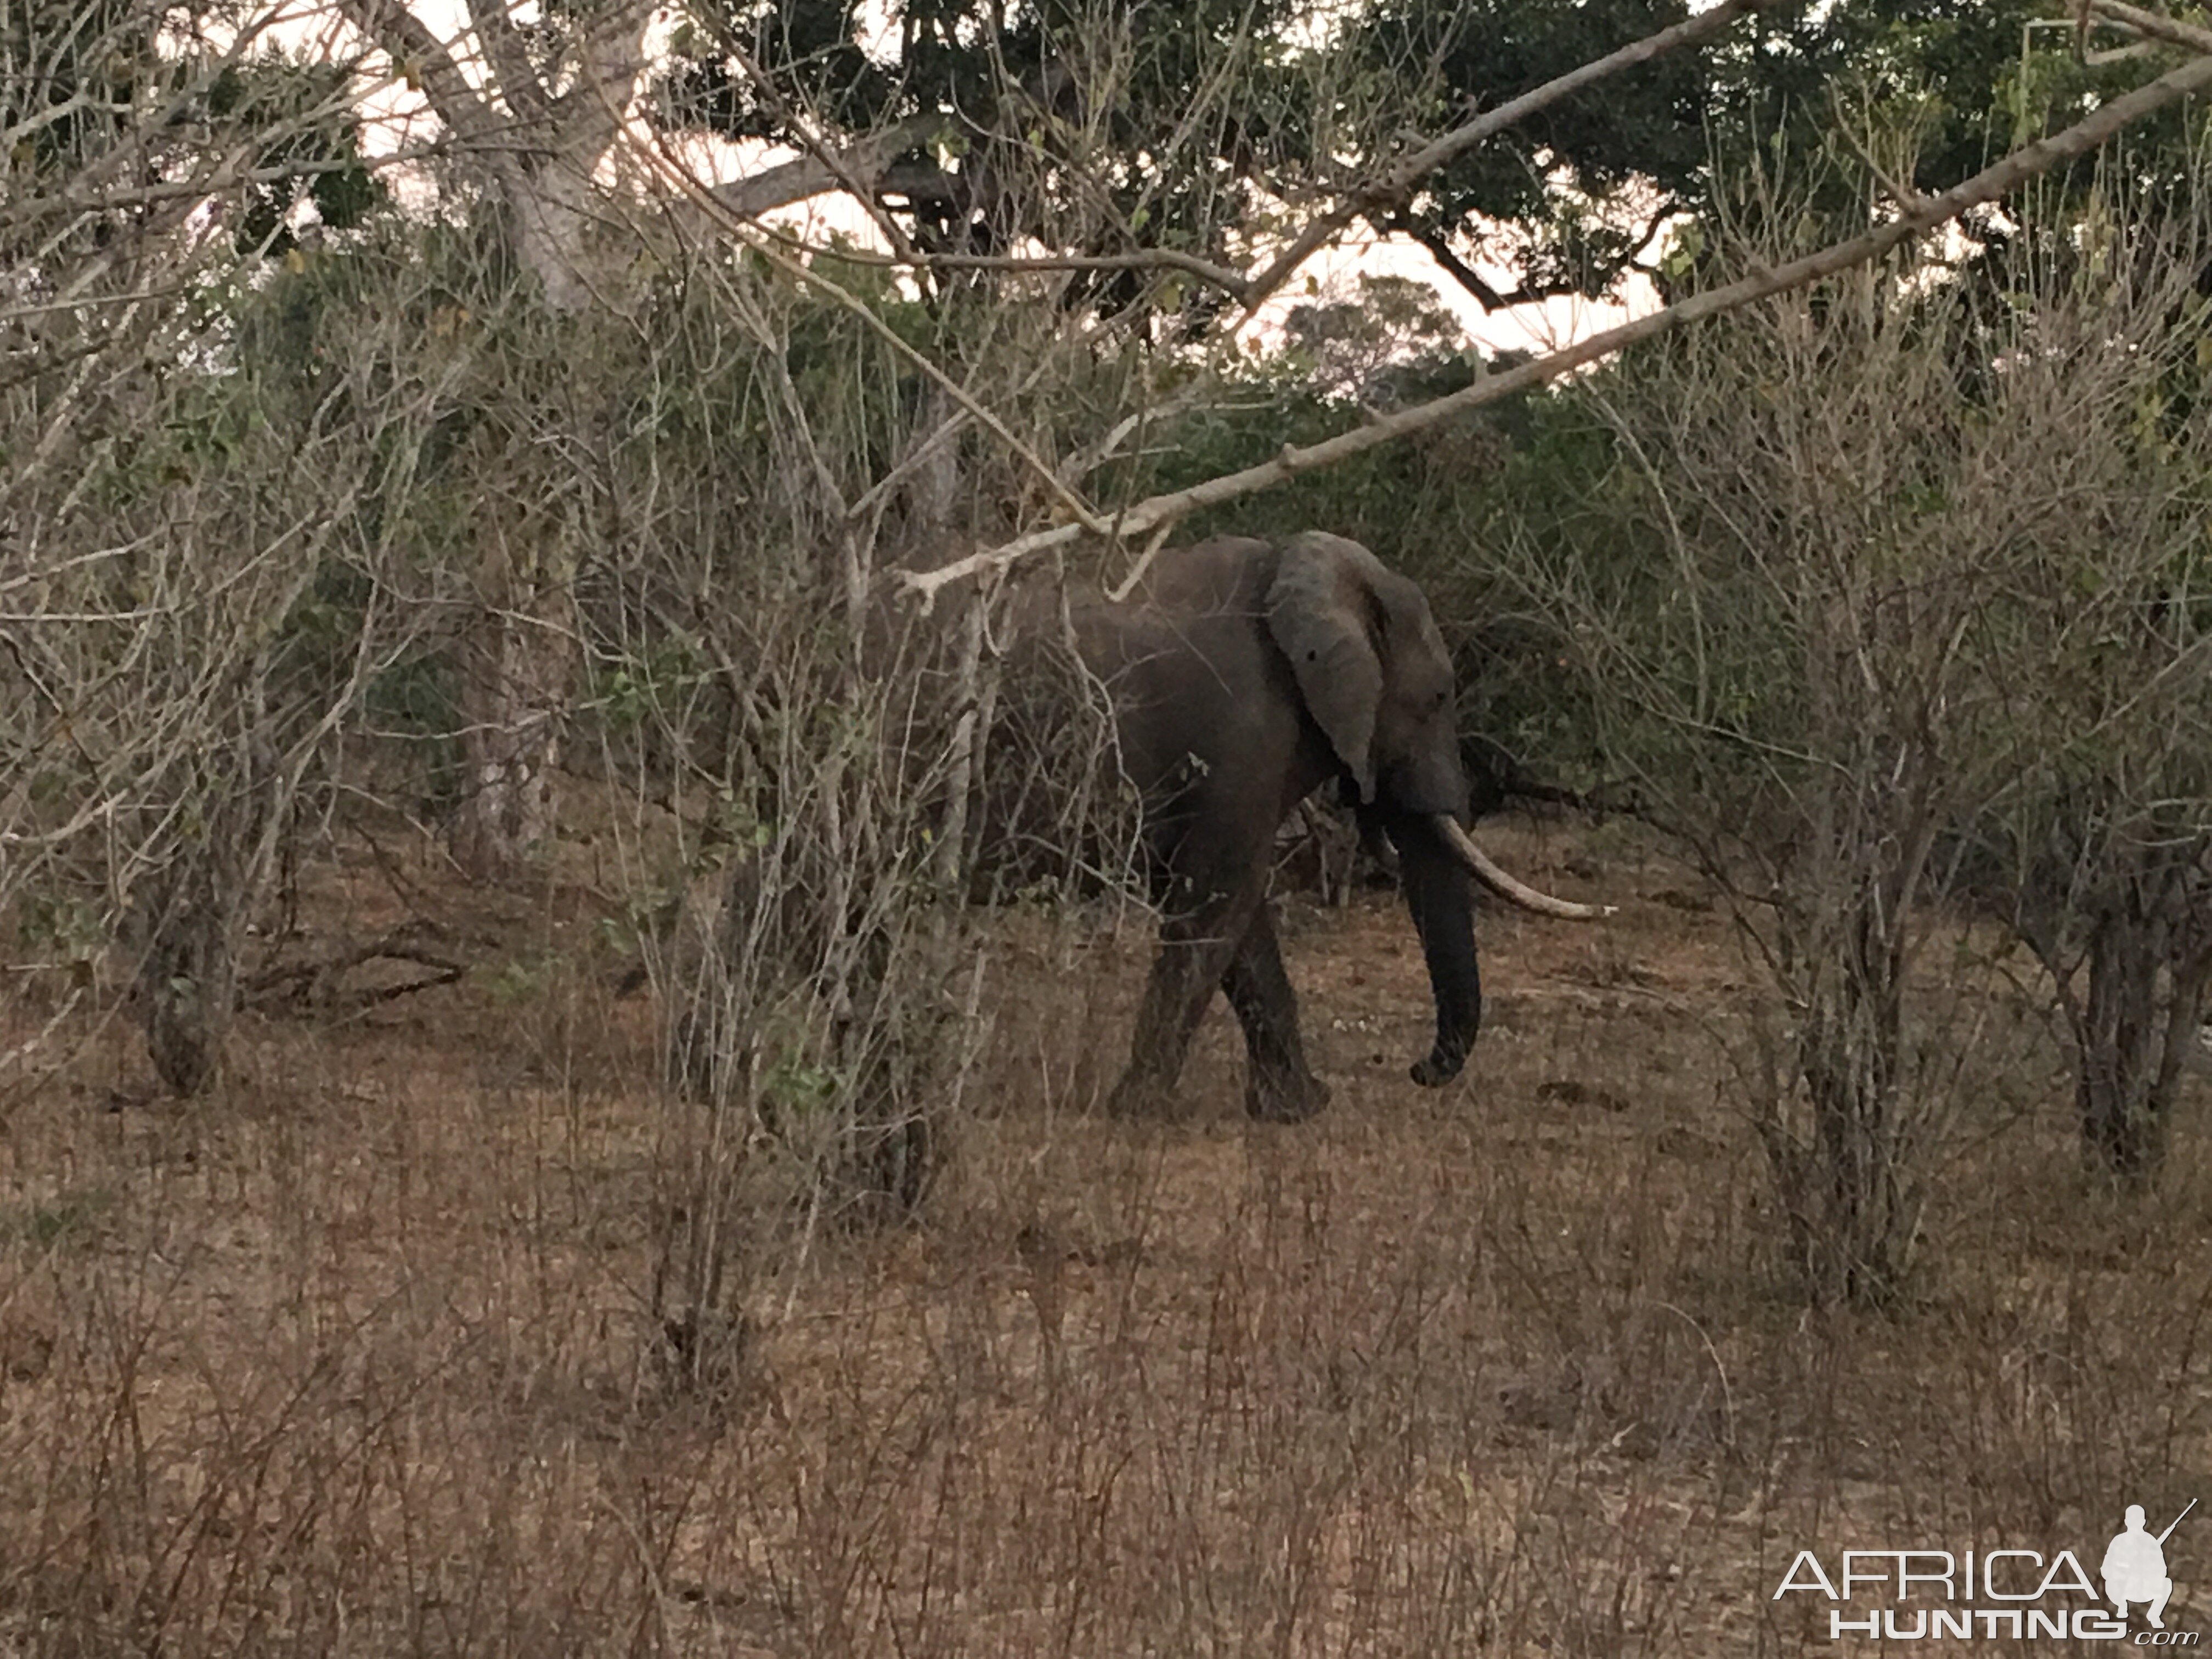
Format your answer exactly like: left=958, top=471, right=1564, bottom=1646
left=1672, top=0, right=2210, bottom=301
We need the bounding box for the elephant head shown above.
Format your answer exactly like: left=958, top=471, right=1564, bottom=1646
left=1267, top=531, right=1467, bottom=817
left=1266, top=531, right=1605, bottom=1086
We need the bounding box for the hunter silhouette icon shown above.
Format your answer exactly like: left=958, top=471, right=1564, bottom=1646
left=2105, top=1499, right=2195, bottom=1629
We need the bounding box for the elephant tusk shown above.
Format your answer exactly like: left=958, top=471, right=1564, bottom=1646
left=1433, top=816, right=1617, bottom=921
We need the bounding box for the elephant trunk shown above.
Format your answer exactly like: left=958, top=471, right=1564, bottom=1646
left=1385, top=811, right=1483, bottom=1087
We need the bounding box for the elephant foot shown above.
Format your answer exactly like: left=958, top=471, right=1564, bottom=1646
left=1409, top=1046, right=1468, bottom=1088
left=1246, top=1070, right=1330, bottom=1124
left=1103, top=1071, right=1181, bottom=1120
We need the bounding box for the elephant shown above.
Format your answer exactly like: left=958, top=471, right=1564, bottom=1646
left=1041, top=529, right=1607, bottom=1123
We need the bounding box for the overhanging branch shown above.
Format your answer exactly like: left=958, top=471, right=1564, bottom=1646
left=898, top=44, right=2212, bottom=607
left=2089, top=0, right=2212, bottom=54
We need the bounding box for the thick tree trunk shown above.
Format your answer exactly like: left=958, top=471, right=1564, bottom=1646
left=504, top=162, right=605, bottom=316
left=332, top=3, right=647, bottom=880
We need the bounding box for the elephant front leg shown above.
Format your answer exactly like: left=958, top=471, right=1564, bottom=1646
left=1221, top=905, right=1329, bottom=1122
left=1105, top=895, right=1260, bottom=1120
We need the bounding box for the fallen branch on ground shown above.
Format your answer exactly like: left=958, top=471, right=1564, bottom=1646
left=241, top=927, right=465, bottom=1014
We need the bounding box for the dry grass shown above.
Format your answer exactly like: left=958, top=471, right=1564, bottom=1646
left=5, top=815, right=2212, bottom=1656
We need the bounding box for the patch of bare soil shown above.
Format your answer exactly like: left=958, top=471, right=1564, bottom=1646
left=4, top=813, right=2211, bottom=1655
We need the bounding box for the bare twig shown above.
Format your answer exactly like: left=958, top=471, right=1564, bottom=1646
left=698, top=22, right=924, bottom=264
left=1239, top=0, right=1781, bottom=316
left=0, top=142, right=445, bottom=225
left=899, top=45, right=2212, bottom=606
left=664, top=0, right=1769, bottom=315
left=732, top=236, right=1258, bottom=301
left=461, top=0, right=550, bottom=123
left=619, top=111, right=1115, bottom=539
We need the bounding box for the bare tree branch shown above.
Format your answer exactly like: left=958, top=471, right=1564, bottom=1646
left=625, top=116, right=1117, bottom=539
left=702, top=21, right=924, bottom=262
left=899, top=44, right=2212, bottom=607
left=1402, top=220, right=1513, bottom=311
left=0, top=142, right=445, bottom=225
left=748, top=237, right=1258, bottom=300
left=462, top=0, right=551, bottom=123
left=338, top=0, right=509, bottom=150
left=706, top=112, right=957, bottom=222
left=2089, top=0, right=2212, bottom=53
left=5, top=2, right=351, bottom=241
left=697, top=0, right=1770, bottom=314
left=1237, top=0, right=1781, bottom=318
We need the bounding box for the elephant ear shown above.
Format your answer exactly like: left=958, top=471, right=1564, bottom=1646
left=1266, top=532, right=1385, bottom=803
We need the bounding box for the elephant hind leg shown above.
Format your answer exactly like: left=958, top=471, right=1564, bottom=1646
left=1222, top=905, right=1329, bottom=1122
left=1104, top=890, right=1262, bottom=1120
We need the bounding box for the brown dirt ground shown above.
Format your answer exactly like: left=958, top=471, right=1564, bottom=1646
left=4, top=815, right=2211, bottom=1655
